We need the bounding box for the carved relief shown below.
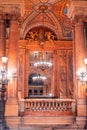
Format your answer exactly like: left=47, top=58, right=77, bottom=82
left=25, top=27, right=57, bottom=43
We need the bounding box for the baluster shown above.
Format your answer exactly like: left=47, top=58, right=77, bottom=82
left=36, top=101, right=38, bottom=110
left=69, top=102, right=72, bottom=111
left=47, top=101, right=49, bottom=110
left=39, top=101, right=42, bottom=110
left=63, top=102, right=66, bottom=111
left=44, top=101, right=47, bottom=110
left=33, top=101, right=36, bottom=111
left=62, top=101, right=65, bottom=111
left=27, top=101, right=30, bottom=110
left=33, top=101, right=37, bottom=110
left=48, top=101, right=51, bottom=110
left=64, top=102, right=67, bottom=111
left=55, top=101, right=58, bottom=110
left=31, top=101, right=34, bottom=111
left=42, top=101, right=44, bottom=110
left=51, top=101, right=54, bottom=110
left=67, top=101, right=71, bottom=111
left=60, top=101, right=63, bottom=111
left=44, top=101, right=46, bottom=110
left=57, top=101, right=60, bottom=110
left=54, top=101, right=56, bottom=110
left=50, top=101, right=53, bottom=110
left=58, top=101, right=61, bottom=111
left=29, top=101, right=31, bottom=110
left=37, top=101, right=40, bottom=110
left=62, top=101, right=64, bottom=111
left=62, top=102, right=64, bottom=111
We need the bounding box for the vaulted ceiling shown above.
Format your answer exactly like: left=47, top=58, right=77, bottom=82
left=21, top=0, right=72, bottom=40
left=0, top=0, right=72, bottom=40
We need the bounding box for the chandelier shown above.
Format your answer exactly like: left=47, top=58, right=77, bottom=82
left=34, top=52, right=52, bottom=71
left=32, top=5, right=52, bottom=71
left=34, top=60, right=52, bottom=71
left=32, top=74, right=46, bottom=82
left=77, top=58, right=87, bottom=84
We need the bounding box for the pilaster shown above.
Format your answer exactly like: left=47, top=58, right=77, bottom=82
left=5, top=14, right=20, bottom=116
left=67, top=0, right=87, bottom=128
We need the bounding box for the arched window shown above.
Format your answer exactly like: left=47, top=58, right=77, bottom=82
left=28, top=73, right=44, bottom=97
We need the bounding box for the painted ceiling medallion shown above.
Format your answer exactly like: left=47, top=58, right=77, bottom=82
left=34, top=3, right=53, bottom=12
left=39, top=4, right=48, bottom=12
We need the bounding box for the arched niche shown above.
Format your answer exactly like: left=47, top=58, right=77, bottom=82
left=28, top=73, right=44, bottom=97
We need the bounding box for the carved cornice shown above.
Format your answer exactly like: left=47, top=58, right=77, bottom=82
left=67, top=1, right=87, bottom=23
left=0, top=4, right=21, bottom=18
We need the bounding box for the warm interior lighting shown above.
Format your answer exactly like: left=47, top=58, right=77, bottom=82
left=33, top=5, right=53, bottom=70
left=34, top=61, right=52, bottom=71
left=77, top=58, right=87, bottom=83
left=1, top=56, right=8, bottom=64
left=32, top=74, right=46, bottom=81
left=34, top=52, right=52, bottom=71
left=84, top=58, right=87, bottom=65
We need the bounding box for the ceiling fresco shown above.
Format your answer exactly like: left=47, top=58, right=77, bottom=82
left=0, top=0, right=72, bottom=40
left=22, top=0, right=72, bottom=40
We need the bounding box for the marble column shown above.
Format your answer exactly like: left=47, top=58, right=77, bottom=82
left=67, top=0, right=87, bottom=127
left=75, top=22, right=86, bottom=98
left=5, top=15, right=19, bottom=116
left=74, top=22, right=86, bottom=116
left=8, top=16, right=19, bottom=98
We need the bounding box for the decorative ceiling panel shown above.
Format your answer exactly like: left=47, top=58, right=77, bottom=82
left=0, top=0, right=71, bottom=40
left=22, top=0, right=71, bottom=40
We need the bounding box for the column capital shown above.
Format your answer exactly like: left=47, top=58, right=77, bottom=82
left=67, top=1, right=87, bottom=23
left=0, top=5, right=21, bottom=23
left=0, top=3, right=22, bottom=16
left=10, top=14, right=21, bottom=22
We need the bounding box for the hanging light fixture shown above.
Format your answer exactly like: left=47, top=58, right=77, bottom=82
left=33, top=5, right=52, bottom=71
left=32, top=73, right=46, bottom=82
left=34, top=51, right=52, bottom=71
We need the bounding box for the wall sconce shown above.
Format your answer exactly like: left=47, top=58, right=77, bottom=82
left=0, top=56, right=9, bottom=85
left=0, top=56, right=17, bottom=130
left=77, top=58, right=87, bottom=129
left=77, top=58, right=87, bottom=84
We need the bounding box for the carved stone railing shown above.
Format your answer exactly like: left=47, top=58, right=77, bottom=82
left=19, top=98, right=76, bottom=116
